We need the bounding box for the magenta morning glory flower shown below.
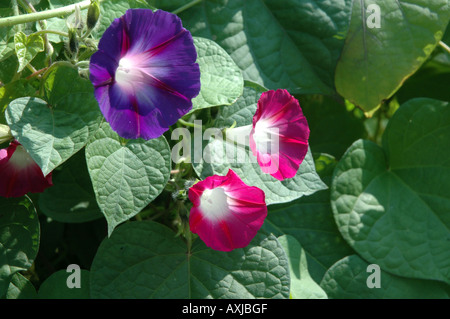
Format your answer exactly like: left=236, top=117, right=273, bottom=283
left=225, top=89, right=310, bottom=180
left=249, top=89, right=310, bottom=180
left=0, top=141, right=53, bottom=197
left=188, top=169, right=267, bottom=252
left=89, top=9, right=201, bottom=140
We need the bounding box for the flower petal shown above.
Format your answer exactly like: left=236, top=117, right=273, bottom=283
left=96, top=14, right=129, bottom=61
left=188, top=169, right=267, bottom=252
left=89, top=9, right=200, bottom=140
left=250, top=89, right=310, bottom=180
left=0, top=141, right=52, bottom=197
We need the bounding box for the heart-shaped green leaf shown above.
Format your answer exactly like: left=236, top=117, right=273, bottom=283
left=6, top=65, right=102, bottom=176
left=331, top=98, right=450, bottom=284
left=264, top=153, right=353, bottom=282
left=335, top=0, right=449, bottom=114
left=180, top=0, right=353, bottom=94
left=38, top=269, right=90, bottom=299
left=320, top=255, right=450, bottom=299
left=4, top=273, right=38, bottom=299
left=191, top=37, right=243, bottom=112
left=85, top=122, right=171, bottom=235
left=278, top=235, right=327, bottom=299
left=90, top=221, right=290, bottom=299
left=14, top=32, right=44, bottom=72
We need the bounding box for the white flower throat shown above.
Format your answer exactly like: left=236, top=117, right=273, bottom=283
left=115, top=57, right=148, bottom=89
left=200, top=187, right=230, bottom=221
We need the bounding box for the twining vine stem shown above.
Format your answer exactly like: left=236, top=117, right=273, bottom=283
left=1, top=0, right=204, bottom=28
left=0, top=0, right=102, bottom=28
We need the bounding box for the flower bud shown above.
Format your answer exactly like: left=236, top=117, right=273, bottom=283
left=0, top=124, right=12, bottom=144
left=68, top=28, right=79, bottom=56
left=87, top=0, right=100, bottom=31
left=73, top=5, right=84, bottom=33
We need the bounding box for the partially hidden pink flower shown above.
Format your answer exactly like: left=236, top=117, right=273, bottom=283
left=188, top=169, right=267, bottom=252
left=0, top=140, right=53, bottom=197
left=249, top=89, right=309, bottom=181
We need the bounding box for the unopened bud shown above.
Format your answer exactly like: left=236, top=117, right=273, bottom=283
left=74, top=5, right=84, bottom=33
left=0, top=124, right=12, bottom=144
left=68, top=28, right=79, bottom=56
left=87, top=0, right=100, bottom=31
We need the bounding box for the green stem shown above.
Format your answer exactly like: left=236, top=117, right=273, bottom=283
left=34, top=29, right=70, bottom=38
left=26, top=63, right=38, bottom=74
left=373, top=109, right=383, bottom=144
left=439, top=41, right=450, bottom=55
left=0, top=0, right=103, bottom=28
left=75, top=60, right=90, bottom=68
left=172, top=0, right=203, bottom=15
left=177, top=118, right=201, bottom=129
left=25, top=66, right=48, bottom=80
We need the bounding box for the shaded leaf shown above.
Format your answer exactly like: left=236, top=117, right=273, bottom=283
left=181, top=0, right=353, bottom=94
left=320, top=255, right=450, bottom=299
left=331, top=98, right=450, bottom=284
left=0, top=197, right=40, bottom=296
left=278, top=235, right=327, bottom=299
left=90, top=221, right=290, bottom=298
left=335, top=0, right=449, bottom=114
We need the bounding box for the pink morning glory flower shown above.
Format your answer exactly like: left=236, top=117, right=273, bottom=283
left=249, top=89, right=309, bottom=180
left=188, top=169, right=267, bottom=252
left=0, top=140, right=53, bottom=197
left=226, top=89, right=310, bottom=181
left=89, top=9, right=201, bottom=140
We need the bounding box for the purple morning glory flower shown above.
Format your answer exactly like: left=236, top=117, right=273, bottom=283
left=89, top=9, right=201, bottom=140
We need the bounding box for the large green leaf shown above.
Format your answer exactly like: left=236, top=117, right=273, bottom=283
left=278, top=235, right=327, bottom=299
left=39, top=149, right=103, bottom=223
left=191, top=37, right=243, bottom=112
left=14, top=32, right=45, bottom=72
left=38, top=269, right=90, bottom=299
left=90, top=220, right=290, bottom=298
left=193, top=85, right=327, bottom=205
left=0, top=197, right=40, bottom=297
left=3, top=273, right=38, bottom=299
left=0, top=79, right=37, bottom=124
left=265, top=186, right=354, bottom=283
left=85, top=122, right=171, bottom=235
left=320, top=255, right=450, bottom=299
left=335, top=0, right=449, bottom=115
left=264, top=153, right=353, bottom=283
left=180, top=0, right=353, bottom=95
left=331, top=98, right=450, bottom=284
left=5, top=65, right=102, bottom=176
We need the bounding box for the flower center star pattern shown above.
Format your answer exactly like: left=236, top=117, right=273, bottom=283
left=89, top=9, right=201, bottom=140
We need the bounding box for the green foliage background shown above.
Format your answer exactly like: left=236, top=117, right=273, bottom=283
left=0, top=0, right=449, bottom=299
